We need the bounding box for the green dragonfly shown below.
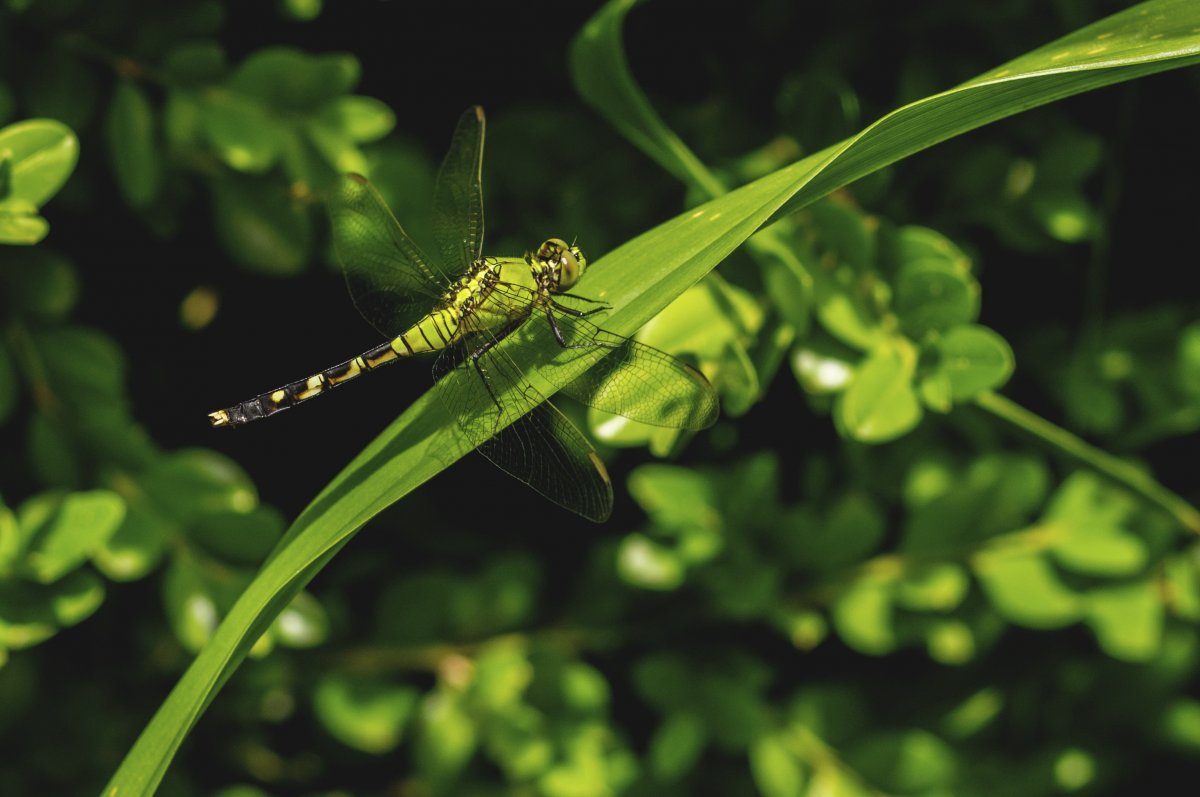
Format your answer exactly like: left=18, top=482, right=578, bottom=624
left=208, top=106, right=718, bottom=521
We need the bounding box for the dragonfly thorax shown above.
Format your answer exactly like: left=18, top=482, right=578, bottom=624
left=533, top=238, right=588, bottom=293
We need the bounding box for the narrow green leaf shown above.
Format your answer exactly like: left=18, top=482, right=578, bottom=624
left=0, top=118, right=79, bottom=207
left=105, top=4, right=1200, bottom=794
left=105, top=82, right=162, bottom=208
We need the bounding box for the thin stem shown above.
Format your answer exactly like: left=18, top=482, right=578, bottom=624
left=974, top=391, right=1200, bottom=535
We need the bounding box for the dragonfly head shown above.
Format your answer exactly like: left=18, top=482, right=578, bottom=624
left=536, top=238, right=588, bottom=292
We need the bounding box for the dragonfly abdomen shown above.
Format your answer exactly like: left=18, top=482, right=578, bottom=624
left=208, top=339, right=409, bottom=427
left=396, top=306, right=464, bottom=354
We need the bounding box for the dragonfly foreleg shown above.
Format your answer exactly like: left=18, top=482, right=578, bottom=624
left=550, top=295, right=609, bottom=318
left=545, top=308, right=621, bottom=351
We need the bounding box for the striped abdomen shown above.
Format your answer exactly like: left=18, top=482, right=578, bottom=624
left=208, top=307, right=463, bottom=427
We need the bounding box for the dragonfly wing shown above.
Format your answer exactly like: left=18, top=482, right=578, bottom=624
left=329, top=173, right=449, bottom=338
left=433, top=332, right=613, bottom=523
left=432, top=106, right=485, bottom=274
left=489, top=286, right=720, bottom=431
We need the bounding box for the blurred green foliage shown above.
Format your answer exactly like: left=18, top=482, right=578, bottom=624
left=2, top=0, right=1200, bottom=796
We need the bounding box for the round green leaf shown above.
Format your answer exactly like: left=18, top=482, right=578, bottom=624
left=320, top=95, right=395, bottom=142
left=280, top=0, right=323, bottom=21
left=1084, top=579, right=1162, bottom=662
left=230, top=48, right=360, bottom=111
left=270, top=590, right=328, bottom=648
left=894, top=261, right=978, bottom=337
left=304, top=119, right=367, bottom=174
left=189, top=505, right=284, bottom=564
left=750, top=733, right=805, bottom=797
left=972, top=551, right=1080, bottom=629
left=49, top=569, right=106, bottom=626
left=91, top=503, right=169, bottom=582
left=896, top=563, right=969, bottom=612
left=617, top=533, right=686, bottom=590
left=0, top=119, right=79, bottom=207
left=201, top=92, right=282, bottom=173
left=848, top=730, right=957, bottom=792
left=0, top=211, right=48, bottom=245
left=414, top=689, right=477, bottom=782
left=313, top=673, right=418, bottom=754
left=24, top=489, right=126, bottom=584
left=831, top=580, right=896, bottom=655
left=141, top=448, right=258, bottom=525
left=648, top=711, right=706, bottom=781
left=937, top=324, right=1015, bottom=400
left=105, top=82, right=162, bottom=208
left=0, top=582, right=57, bottom=649
left=837, top=345, right=922, bottom=443
left=163, top=558, right=219, bottom=652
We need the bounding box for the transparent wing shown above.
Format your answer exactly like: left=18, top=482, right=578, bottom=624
left=432, top=330, right=613, bottom=523
left=431, top=106, right=485, bottom=274
left=489, top=285, right=720, bottom=430
left=328, top=173, right=450, bottom=338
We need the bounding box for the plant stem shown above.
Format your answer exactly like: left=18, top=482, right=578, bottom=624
left=975, top=391, right=1200, bottom=535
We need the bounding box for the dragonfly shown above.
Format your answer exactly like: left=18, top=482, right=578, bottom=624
left=208, top=106, right=718, bottom=521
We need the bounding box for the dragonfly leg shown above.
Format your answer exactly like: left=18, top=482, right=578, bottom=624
left=545, top=308, right=621, bottom=351
left=551, top=295, right=609, bottom=318
left=468, top=317, right=527, bottom=425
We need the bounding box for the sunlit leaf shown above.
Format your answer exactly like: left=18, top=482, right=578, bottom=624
left=313, top=673, right=418, bottom=754
left=92, top=503, right=170, bottom=582
left=831, top=580, right=896, bottom=655
left=836, top=344, right=922, bottom=442
left=972, top=550, right=1081, bottom=629
left=0, top=118, right=79, bottom=207
left=319, top=95, right=394, bottom=142
left=749, top=732, right=805, bottom=797
left=1084, top=579, right=1162, bottom=662
left=22, top=489, right=126, bottom=583
left=934, top=325, right=1015, bottom=401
